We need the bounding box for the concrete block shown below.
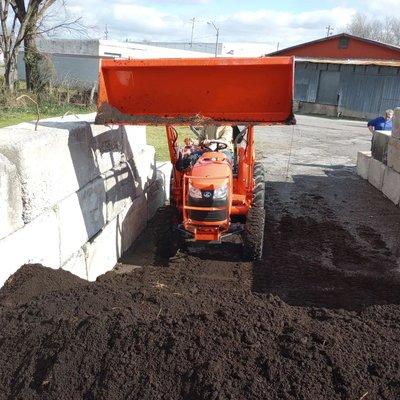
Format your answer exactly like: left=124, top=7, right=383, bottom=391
left=122, top=125, right=147, bottom=161
left=156, top=161, right=172, bottom=202
left=382, top=167, right=400, bottom=205
left=0, top=116, right=130, bottom=223
left=392, top=107, right=400, bottom=139
left=0, top=121, right=97, bottom=222
left=103, top=162, right=138, bottom=223
left=368, top=158, right=386, bottom=190
left=356, top=151, right=372, bottom=180
left=388, top=138, right=400, bottom=174
left=147, top=177, right=165, bottom=220
left=371, top=130, right=391, bottom=164
left=84, top=195, right=147, bottom=281
left=0, top=154, right=24, bottom=239
left=92, top=124, right=124, bottom=174
left=0, top=210, right=60, bottom=287
left=56, top=176, right=106, bottom=264
left=62, top=249, right=87, bottom=280
left=117, top=195, right=148, bottom=254
left=84, top=219, right=119, bottom=281
left=129, top=145, right=156, bottom=190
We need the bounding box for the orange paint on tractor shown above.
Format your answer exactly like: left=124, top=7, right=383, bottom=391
left=96, top=57, right=294, bottom=126
left=96, top=56, right=295, bottom=259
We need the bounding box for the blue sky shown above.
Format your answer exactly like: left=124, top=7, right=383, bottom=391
left=64, top=0, right=400, bottom=55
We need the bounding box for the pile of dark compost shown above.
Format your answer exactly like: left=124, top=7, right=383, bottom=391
left=1, top=207, right=400, bottom=400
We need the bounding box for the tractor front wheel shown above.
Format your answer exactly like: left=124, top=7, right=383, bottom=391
left=154, top=205, right=180, bottom=260
left=243, top=206, right=265, bottom=261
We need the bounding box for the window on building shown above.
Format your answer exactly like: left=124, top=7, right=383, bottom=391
left=338, top=36, right=349, bottom=49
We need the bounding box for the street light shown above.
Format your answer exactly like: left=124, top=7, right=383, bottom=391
left=207, top=21, right=219, bottom=57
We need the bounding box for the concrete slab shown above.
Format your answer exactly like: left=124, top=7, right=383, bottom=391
left=147, top=177, right=165, bottom=220
left=382, top=167, right=400, bottom=205
left=62, top=249, right=88, bottom=280
left=0, top=116, right=138, bottom=223
left=92, top=124, right=124, bottom=174
left=129, top=145, right=156, bottom=190
left=117, top=195, right=148, bottom=254
left=392, top=107, right=400, bottom=139
left=103, top=162, right=138, bottom=223
left=0, top=154, right=23, bottom=239
left=84, top=195, right=148, bottom=281
left=122, top=125, right=147, bottom=161
left=0, top=122, right=97, bottom=222
left=371, top=130, right=391, bottom=164
left=84, top=219, right=119, bottom=281
left=356, top=151, right=371, bottom=180
left=388, top=138, right=400, bottom=174
left=0, top=210, right=60, bottom=287
left=56, top=176, right=106, bottom=264
left=156, top=161, right=172, bottom=202
left=368, top=158, right=386, bottom=190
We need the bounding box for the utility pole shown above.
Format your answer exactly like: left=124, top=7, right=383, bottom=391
left=277, top=42, right=280, bottom=51
left=104, top=25, right=109, bottom=40
left=190, top=17, right=195, bottom=48
left=208, top=21, right=219, bottom=57
left=326, top=25, right=333, bottom=37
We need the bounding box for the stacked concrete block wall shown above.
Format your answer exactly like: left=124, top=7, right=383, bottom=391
left=0, top=113, right=171, bottom=286
left=357, top=115, right=400, bottom=208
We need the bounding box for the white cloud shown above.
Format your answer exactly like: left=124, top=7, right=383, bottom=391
left=60, top=1, right=389, bottom=53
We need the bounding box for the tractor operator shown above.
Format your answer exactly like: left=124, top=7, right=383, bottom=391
left=198, top=126, right=234, bottom=152
left=176, top=125, right=234, bottom=171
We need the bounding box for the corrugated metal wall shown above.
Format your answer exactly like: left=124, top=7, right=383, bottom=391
left=295, top=62, right=400, bottom=118
left=17, top=53, right=100, bottom=89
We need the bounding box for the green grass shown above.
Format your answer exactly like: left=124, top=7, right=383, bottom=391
left=146, top=125, right=197, bottom=161
left=0, top=103, right=95, bottom=128
left=0, top=96, right=195, bottom=162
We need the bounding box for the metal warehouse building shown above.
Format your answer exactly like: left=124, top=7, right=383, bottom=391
left=269, top=33, right=400, bottom=119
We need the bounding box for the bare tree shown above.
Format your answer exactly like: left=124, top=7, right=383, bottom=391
left=346, top=13, right=400, bottom=47
left=0, top=0, right=19, bottom=90
left=0, top=0, right=84, bottom=92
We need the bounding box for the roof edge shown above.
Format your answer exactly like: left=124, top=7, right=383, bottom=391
left=267, top=32, right=400, bottom=56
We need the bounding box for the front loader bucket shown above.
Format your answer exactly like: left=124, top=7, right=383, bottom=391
left=96, top=57, right=294, bottom=126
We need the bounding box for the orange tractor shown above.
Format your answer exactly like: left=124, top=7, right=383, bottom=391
left=96, top=57, right=294, bottom=260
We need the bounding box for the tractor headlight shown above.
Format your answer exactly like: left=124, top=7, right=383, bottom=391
left=214, top=184, right=228, bottom=199
left=189, top=183, right=202, bottom=199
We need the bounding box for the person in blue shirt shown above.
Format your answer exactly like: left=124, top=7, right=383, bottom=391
left=367, top=109, right=394, bottom=133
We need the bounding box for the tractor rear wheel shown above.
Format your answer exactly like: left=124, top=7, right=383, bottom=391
left=154, top=205, right=180, bottom=260
left=253, top=162, right=265, bottom=207
left=243, top=206, right=265, bottom=261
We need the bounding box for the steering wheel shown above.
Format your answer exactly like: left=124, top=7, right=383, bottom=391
left=201, top=140, right=228, bottom=152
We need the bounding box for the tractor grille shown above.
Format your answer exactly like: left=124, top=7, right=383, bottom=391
left=188, top=197, right=228, bottom=222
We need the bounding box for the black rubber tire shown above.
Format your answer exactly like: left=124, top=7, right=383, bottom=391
left=154, top=205, right=180, bottom=259
left=243, top=206, right=265, bottom=261
left=252, top=162, right=265, bottom=208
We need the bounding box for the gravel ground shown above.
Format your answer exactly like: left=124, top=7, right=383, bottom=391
left=0, top=115, right=400, bottom=400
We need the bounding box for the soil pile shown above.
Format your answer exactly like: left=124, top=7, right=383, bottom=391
left=1, top=217, right=400, bottom=400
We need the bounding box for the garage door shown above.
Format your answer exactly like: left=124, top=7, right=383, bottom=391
left=316, top=71, right=340, bottom=105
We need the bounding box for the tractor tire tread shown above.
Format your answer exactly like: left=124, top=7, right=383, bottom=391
left=252, top=162, right=265, bottom=208
left=243, top=206, right=265, bottom=261
left=154, top=205, right=180, bottom=259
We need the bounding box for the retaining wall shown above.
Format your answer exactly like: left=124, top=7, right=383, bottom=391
left=357, top=110, right=400, bottom=208
left=0, top=113, right=171, bottom=286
